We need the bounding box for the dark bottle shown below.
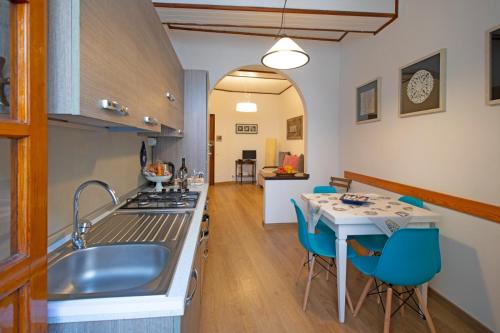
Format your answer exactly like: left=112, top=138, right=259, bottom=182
left=178, top=157, right=188, bottom=189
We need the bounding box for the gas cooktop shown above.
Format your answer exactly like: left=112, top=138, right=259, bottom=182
left=121, top=189, right=199, bottom=210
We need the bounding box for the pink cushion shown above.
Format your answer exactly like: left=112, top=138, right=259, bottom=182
left=282, top=154, right=300, bottom=171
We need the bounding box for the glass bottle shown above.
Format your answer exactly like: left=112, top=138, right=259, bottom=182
left=178, top=157, right=188, bottom=189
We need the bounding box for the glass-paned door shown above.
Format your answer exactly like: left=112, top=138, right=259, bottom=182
left=0, top=0, right=10, bottom=118
left=0, top=0, right=48, bottom=331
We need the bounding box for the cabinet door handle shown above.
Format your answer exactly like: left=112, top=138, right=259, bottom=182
left=185, top=268, right=198, bottom=307
left=143, top=116, right=158, bottom=126
left=99, top=99, right=129, bottom=116
left=165, top=92, right=176, bottom=102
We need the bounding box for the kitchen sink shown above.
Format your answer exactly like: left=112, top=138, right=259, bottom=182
left=49, top=244, right=170, bottom=299
left=48, top=211, right=193, bottom=300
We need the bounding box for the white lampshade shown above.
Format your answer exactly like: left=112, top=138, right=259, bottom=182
left=261, top=37, right=310, bottom=70
left=236, top=102, right=257, bottom=112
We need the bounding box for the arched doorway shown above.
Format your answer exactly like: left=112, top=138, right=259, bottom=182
left=208, top=65, right=307, bottom=185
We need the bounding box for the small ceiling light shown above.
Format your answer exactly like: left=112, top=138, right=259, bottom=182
left=236, top=102, right=258, bottom=113
left=261, top=0, right=310, bottom=70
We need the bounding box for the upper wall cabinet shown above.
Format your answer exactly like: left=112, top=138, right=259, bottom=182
left=48, top=0, right=184, bottom=132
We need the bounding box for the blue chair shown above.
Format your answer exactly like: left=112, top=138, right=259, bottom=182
left=355, top=196, right=425, bottom=253
left=291, top=199, right=356, bottom=312
left=399, top=195, right=424, bottom=208
left=352, top=228, right=440, bottom=333
left=313, top=185, right=337, bottom=235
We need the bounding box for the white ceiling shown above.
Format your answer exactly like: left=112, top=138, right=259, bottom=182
left=153, top=1, right=396, bottom=14
left=154, top=1, right=398, bottom=42
left=214, top=66, right=292, bottom=95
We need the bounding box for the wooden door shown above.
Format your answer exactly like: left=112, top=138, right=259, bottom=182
left=0, top=0, right=48, bottom=331
left=208, top=114, right=215, bottom=185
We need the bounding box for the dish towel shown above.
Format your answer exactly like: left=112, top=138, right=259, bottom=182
left=368, top=212, right=413, bottom=236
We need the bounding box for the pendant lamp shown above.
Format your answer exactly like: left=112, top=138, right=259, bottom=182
left=261, top=0, right=310, bottom=70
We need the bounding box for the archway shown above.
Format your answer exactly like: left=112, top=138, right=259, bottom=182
left=208, top=65, right=307, bottom=185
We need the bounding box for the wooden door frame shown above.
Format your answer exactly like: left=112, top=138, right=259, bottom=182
left=209, top=114, right=215, bottom=185
left=0, top=0, right=48, bottom=331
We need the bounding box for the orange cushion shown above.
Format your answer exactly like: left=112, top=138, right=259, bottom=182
left=282, top=154, right=300, bottom=171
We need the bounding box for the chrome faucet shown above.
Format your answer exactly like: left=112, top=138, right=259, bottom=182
left=72, top=180, right=119, bottom=249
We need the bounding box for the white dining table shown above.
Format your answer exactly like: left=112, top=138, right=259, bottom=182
left=301, top=192, right=441, bottom=323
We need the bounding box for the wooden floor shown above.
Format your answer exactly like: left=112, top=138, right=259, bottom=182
left=200, top=183, right=489, bottom=333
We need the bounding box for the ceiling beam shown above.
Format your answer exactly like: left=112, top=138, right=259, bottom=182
left=214, top=88, right=282, bottom=95
left=164, top=22, right=376, bottom=34
left=227, top=74, right=288, bottom=81
left=375, top=0, right=399, bottom=34
left=153, top=2, right=396, bottom=18
left=167, top=24, right=342, bottom=42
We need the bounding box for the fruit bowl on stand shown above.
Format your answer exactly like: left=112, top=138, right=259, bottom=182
left=144, top=174, right=172, bottom=192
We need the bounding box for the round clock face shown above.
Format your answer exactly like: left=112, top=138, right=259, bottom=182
left=407, top=69, right=434, bottom=104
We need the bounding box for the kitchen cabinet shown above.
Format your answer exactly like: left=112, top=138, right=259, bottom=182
left=180, top=227, right=207, bottom=333
left=154, top=70, right=209, bottom=179
left=48, top=0, right=184, bottom=132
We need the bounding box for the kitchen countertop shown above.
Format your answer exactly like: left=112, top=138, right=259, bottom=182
left=47, top=184, right=209, bottom=324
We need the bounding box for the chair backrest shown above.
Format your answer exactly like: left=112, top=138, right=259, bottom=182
left=374, top=228, right=441, bottom=286
left=399, top=195, right=424, bottom=208
left=313, top=185, right=337, bottom=194
left=329, top=177, right=352, bottom=192
left=290, top=199, right=312, bottom=252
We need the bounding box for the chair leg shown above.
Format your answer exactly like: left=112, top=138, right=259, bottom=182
left=302, top=255, right=316, bottom=311
left=326, top=258, right=334, bottom=281
left=383, top=287, right=393, bottom=333
left=415, top=288, right=437, bottom=333
left=398, top=286, right=405, bottom=316
left=354, top=278, right=373, bottom=317
left=295, top=252, right=308, bottom=284
left=377, top=282, right=383, bottom=304
left=346, top=287, right=355, bottom=314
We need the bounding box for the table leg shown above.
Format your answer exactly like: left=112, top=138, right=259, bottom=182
left=336, top=236, right=347, bottom=323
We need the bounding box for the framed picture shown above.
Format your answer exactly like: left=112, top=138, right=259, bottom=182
left=399, top=49, right=446, bottom=117
left=356, top=78, right=381, bottom=124
left=487, top=24, right=500, bottom=106
left=235, top=123, right=258, bottom=134
left=287, top=116, right=303, bottom=140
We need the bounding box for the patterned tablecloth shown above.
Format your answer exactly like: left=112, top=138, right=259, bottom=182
left=302, top=193, right=428, bottom=236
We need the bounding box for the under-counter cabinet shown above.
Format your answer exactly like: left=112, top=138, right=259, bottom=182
left=48, top=0, right=184, bottom=132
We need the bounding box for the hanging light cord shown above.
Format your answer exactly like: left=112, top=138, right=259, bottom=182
left=277, top=0, right=287, bottom=37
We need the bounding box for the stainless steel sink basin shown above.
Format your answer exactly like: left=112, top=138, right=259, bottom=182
left=48, top=244, right=170, bottom=299
left=48, top=211, right=192, bottom=301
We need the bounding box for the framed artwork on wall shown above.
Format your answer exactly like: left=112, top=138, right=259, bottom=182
left=356, top=78, right=381, bottom=124
left=487, top=24, right=500, bottom=106
left=235, top=123, right=258, bottom=134
left=399, top=49, right=446, bottom=117
left=287, top=115, right=303, bottom=140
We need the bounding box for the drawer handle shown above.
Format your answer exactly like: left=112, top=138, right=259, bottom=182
left=99, top=99, right=129, bottom=116
left=185, top=268, right=198, bottom=307
left=143, top=116, right=158, bottom=126
left=165, top=92, right=176, bottom=102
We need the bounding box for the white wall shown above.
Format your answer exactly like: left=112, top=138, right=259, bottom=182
left=339, top=0, right=500, bottom=330
left=168, top=30, right=341, bottom=187
left=47, top=125, right=147, bottom=243
left=279, top=87, right=305, bottom=155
